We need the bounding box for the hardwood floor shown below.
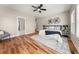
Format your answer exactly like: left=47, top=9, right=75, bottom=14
left=0, top=35, right=59, bottom=54
left=0, top=34, right=78, bottom=54
left=68, top=37, right=78, bottom=54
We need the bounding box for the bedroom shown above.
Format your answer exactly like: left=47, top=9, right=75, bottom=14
left=0, top=4, right=79, bottom=54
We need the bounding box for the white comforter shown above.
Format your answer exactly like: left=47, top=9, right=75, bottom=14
left=41, top=34, right=63, bottom=44
left=39, top=30, right=62, bottom=43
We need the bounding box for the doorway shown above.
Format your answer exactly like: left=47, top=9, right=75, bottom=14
left=17, top=16, right=25, bottom=35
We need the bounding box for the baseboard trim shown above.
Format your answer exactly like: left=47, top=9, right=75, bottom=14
left=26, top=32, right=38, bottom=36
left=10, top=32, right=38, bottom=38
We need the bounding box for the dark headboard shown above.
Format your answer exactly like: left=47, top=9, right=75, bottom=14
left=43, top=25, right=62, bottom=30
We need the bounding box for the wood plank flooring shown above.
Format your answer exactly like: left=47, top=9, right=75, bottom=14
left=68, top=37, right=78, bottom=54
left=0, top=34, right=78, bottom=54
left=0, top=35, right=59, bottom=54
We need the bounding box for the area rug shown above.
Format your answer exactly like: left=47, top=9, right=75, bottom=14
left=31, top=35, right=71, bottom=54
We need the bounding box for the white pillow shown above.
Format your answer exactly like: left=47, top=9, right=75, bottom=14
left=0, top=31, right=4, bottom=35
left=46, top=27, right=60, bottom=31
left=46, top=27, right=55, bottom=31
left=39, top=30, right=45, bottom=36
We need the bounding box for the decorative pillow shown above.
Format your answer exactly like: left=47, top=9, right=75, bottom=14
left=46, top=27, right=55, bottom=31
left=0, top=31, right=4, bottom=35
left=45, top=31, right=61, bottom=36
left=39, top=30, right=45, bottom=36
left=46, top=27, right=60, bottom=31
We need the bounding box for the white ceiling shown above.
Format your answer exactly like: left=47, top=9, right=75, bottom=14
left=0, top=4, right=72, bottom=18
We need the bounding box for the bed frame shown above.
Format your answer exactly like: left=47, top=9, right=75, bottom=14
left=43, top=25, right=62, bottom=30
left=43, top=25, right=70, bottom=37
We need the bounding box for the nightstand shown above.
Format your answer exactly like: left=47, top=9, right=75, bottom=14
left=61, top=25, right=70, bottom=38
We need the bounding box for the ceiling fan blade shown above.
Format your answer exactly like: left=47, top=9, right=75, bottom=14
left=40, top=9, right=46, bottom=11
left=38, top=4, right=43, bottom=8
left=40, top=4, right=43, bottom=7
left=39, top=11, right=41, bottom=13
left=32, top=6, right=37, bottom=8
left=33, top=9, right=37, bottom=11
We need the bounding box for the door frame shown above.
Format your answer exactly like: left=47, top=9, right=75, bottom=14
left=17, top=16, right=26, bottom=36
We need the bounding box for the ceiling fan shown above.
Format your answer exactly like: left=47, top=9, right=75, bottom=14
left=32, top=4, right=46, bottom=13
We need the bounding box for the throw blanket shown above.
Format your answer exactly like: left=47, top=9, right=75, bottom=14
left=45, top=31, right=61, bottom=36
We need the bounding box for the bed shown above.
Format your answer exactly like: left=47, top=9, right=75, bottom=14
left=31, top=25, right=71, bottom=54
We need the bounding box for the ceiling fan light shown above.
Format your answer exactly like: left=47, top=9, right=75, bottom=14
left=38, top=9, right=40, bottom=11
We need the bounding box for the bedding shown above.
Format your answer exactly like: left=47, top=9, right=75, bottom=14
left=45, top=26, right=62, bottom=35
left=39, top=30, right=62, bottom=43
left=45, top=31, right=61, bottom=36
left=39, top=30, right=46, bottom=36
left=31, top=26, right=70, bottom=53
left=45, top=34, right=62, bottom=43
left=39, top=34, right=62, bottom=44
left=46, top=27, right=60, bottom=31
left=39, top=30, right=62, bottom=36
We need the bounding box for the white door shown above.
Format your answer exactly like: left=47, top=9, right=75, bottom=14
left=17, top=17, right=25, bottom=35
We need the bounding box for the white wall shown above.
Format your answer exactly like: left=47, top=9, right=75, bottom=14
left=25, top=16, right=36, bottom=34
left=37, top=11, right=70, bottom=31
left=76, top=5, right=79, bottom=38
left=0, top=7, right=36, bottom=37
left=70, top=5, right=79, bottom=52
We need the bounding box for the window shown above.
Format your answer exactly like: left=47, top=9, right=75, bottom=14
left=71, top=7, right=76, bottom=35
